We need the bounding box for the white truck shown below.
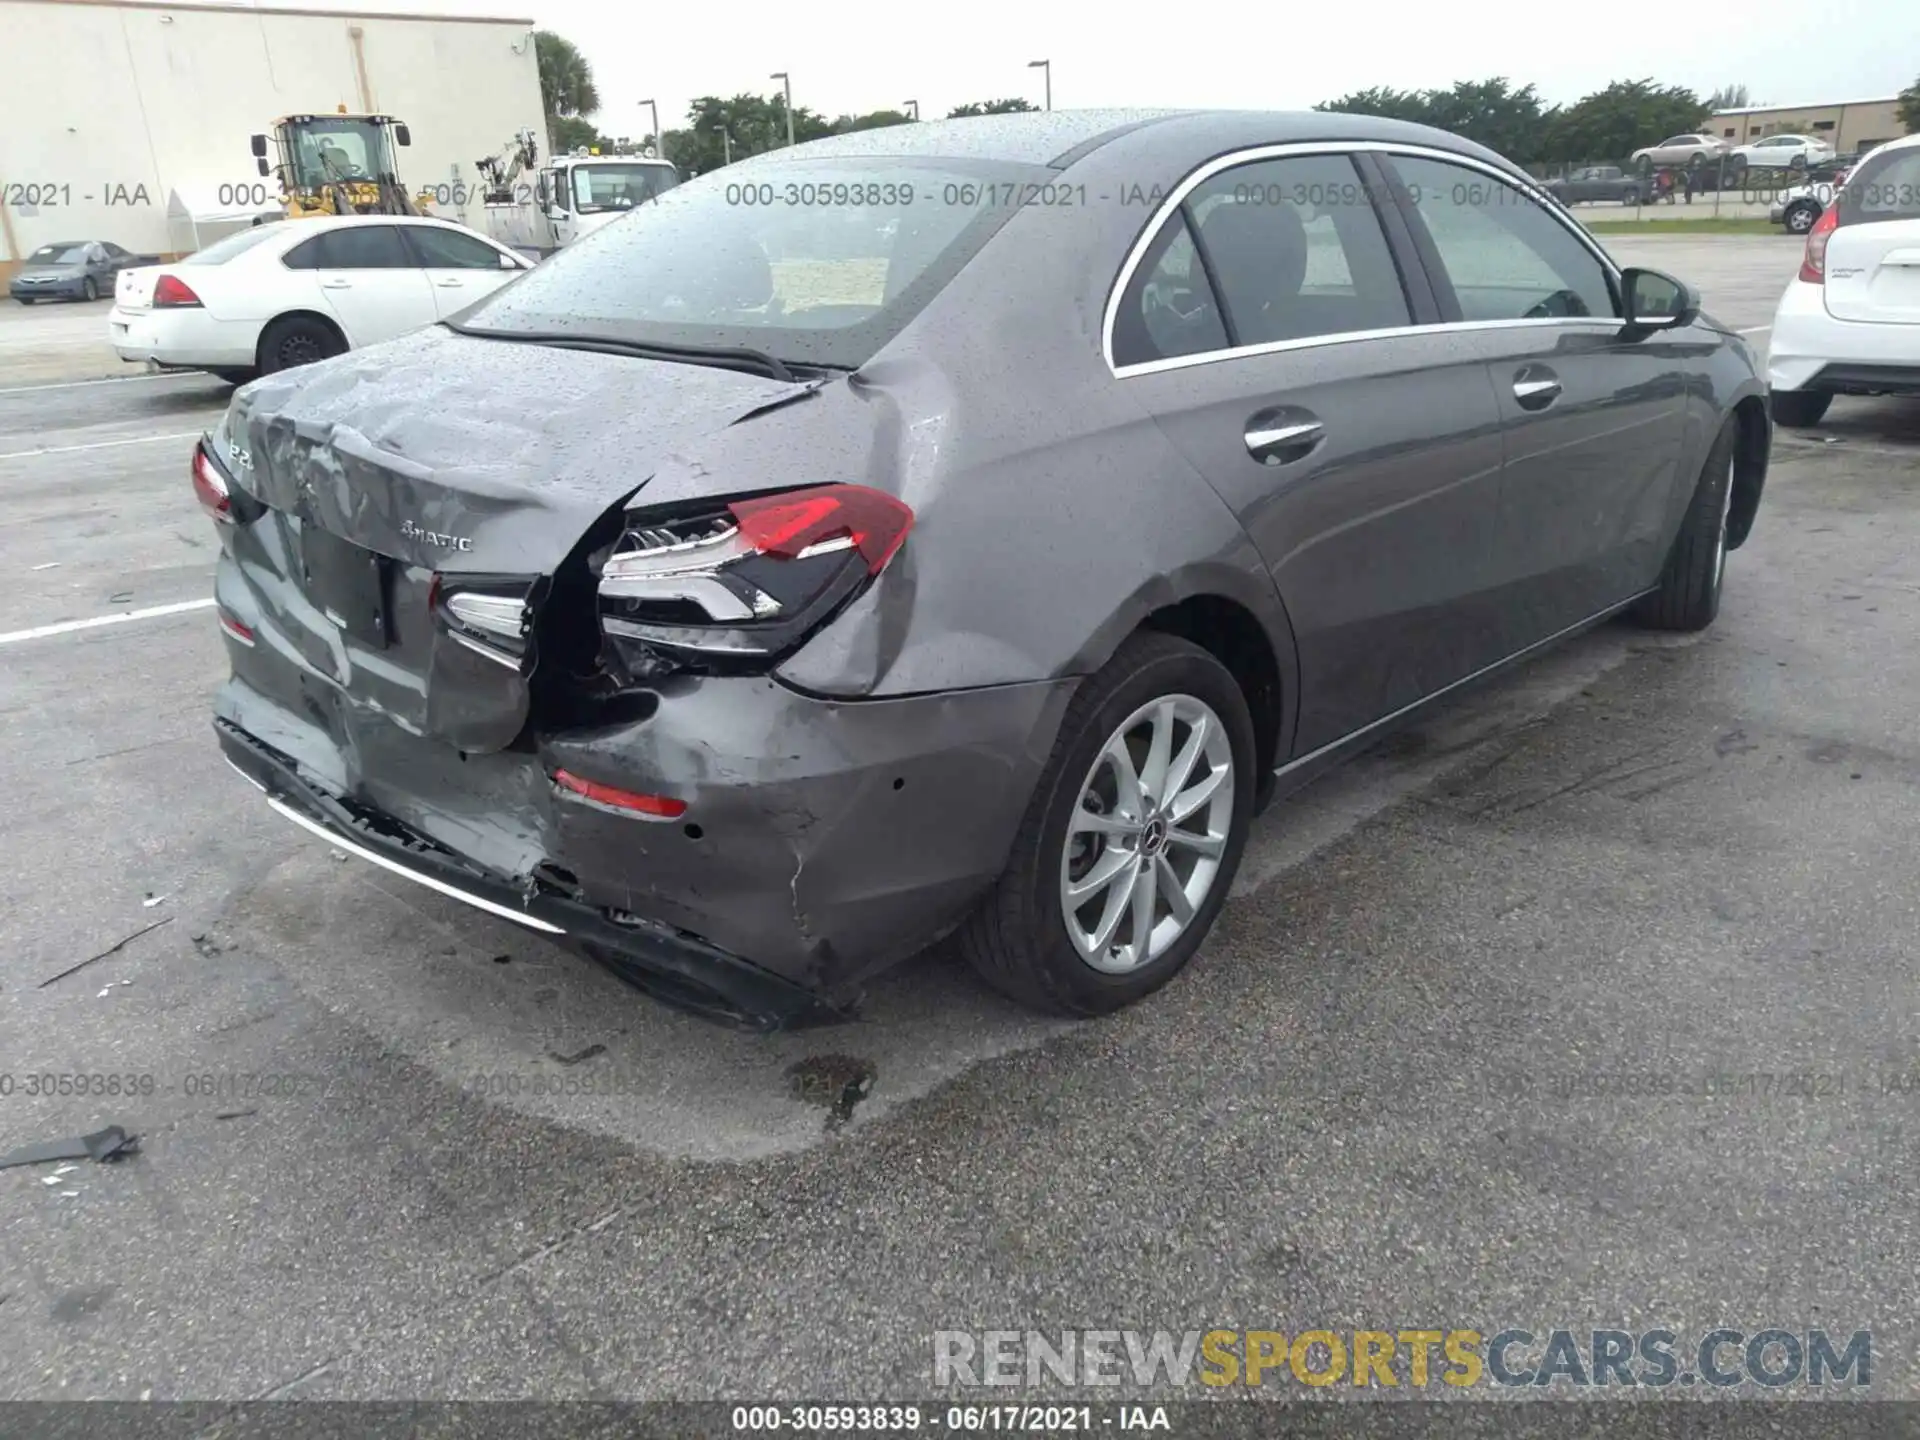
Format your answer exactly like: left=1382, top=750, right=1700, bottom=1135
left=480, top=150, right=681, bottom=258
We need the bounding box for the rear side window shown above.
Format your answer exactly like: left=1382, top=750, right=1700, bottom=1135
left=1840, top=146, right=1920, bottom=223
left=282, top=226, right=412, bottom=271
left=1383, top=155, right=1617, bottom=322
left=1112, top=152, right=1411, bottom=365
left=405, top=225, right=509, bottom=269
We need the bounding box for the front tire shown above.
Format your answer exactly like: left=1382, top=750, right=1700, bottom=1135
left=1632, top=418, right=1737, bottom=633
left=15, top=297, right=33, bottom=306
left=81, top=278, right=99, bottom=302
left=959, top=632, right=1256, bottom=1016
left=1769, top=388, right=1831, bottom=427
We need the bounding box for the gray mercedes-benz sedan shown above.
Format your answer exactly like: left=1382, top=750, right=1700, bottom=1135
left=200, top=109, right=1771, bottom=1028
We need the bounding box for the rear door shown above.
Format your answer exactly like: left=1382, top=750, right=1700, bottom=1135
left=285, top=225, right=437, bottom=345
left=398, top=223, right=524, bottom=319
left=1111, top=148, right=1511, bottom=754
left=1376, top=151, right=1691, bottom=648
left=1823, top=144, right=1920, bottom=325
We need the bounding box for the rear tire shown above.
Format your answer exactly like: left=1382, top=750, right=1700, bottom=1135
left=82, top=278, right=99, bottom=302
left=257, top=315, right=344, bottom=375
left=1783, top=201, right=1819, bottom=234
left=958, top=633, right=1256, bottom=1016
left=1769, top=388, right=1831, bottom=427
left=1632, top=419, right=1737, bottom=633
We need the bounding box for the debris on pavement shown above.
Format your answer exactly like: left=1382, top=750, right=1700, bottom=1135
left=30, top=562, right=59, bottom=571
left=0, top=1125, right=139, bottom=1170
left=38, top=916, right=173, bottom=989
left=142, top=893, right=167, bottom=908
left=548, top=1043, right=606, bottom=1067
left=214, top=1110, right=257, bottom=1122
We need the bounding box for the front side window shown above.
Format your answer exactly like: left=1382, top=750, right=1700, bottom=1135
left=1385, top=155, right=1617, bottom=323
left=406, top=225, right=509, bottom=269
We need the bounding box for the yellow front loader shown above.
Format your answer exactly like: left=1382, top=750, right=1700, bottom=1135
left=250, top=108, right=429, bottom=220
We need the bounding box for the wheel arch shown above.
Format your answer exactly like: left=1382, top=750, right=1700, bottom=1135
left=255, top=309, right=348, bottom=370
left=1067, top=560, right=1299, bottom=795
left=1726, top=392, right=1770, bottom=551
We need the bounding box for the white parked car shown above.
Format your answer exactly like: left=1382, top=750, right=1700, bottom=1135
left=1767, top=133, right=1920, bottom=427
left=109, top=215, right=533, bottom=383
left=1628, top=133, right=1728, bottom=170
left=1731, top=134, right=1835, bottom=173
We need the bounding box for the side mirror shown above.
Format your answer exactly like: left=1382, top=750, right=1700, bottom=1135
left=255, top=156, right=270, bottom=178
left=394, top=124, right=412, bottom=148
left=1620, top=267, right=1698, bottom=331
left=250, top=134, right=268, bottom=159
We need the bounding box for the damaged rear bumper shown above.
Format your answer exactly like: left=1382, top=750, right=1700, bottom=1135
left=218, top=718, right=850, bottom=1029
left=214, top=660, right=1075, bottom=1028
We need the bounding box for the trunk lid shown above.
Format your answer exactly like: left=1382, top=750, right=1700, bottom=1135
left=1824, top=219, right=1920, bottom=324
left=223, top=326, right=820, bottom=753
left=115, top=266, right=158, bottom=313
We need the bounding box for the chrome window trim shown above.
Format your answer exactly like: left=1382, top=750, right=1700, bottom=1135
left=1102, top=140, right=1624, bottom=379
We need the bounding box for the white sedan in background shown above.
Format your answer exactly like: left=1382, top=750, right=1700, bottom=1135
left=1767, top=133, right=1920, bottom=427
left=109, top=216, right=533, bottom=383
left=1730, top=133, right=1835, bottom=173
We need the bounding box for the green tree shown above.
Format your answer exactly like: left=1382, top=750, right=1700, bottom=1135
left=1540, top=79, right=1708, bottom=165
left=946, top=98, right=1039, bottom=118
left=534, top=31, right=600, bottom=121
left=1317, top=80, right=1553, bottom=164
left=663, top=93, right=836, bottom=176
left=1706, top=84, right=1751, bottom=111
left=1899, top=74, right=1920, bottom=134
left=550, top=115, right=613, bottom=154
left=832, top=109, right=914, bottom=133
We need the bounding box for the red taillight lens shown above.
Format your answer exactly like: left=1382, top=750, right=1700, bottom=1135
left=596, top=484, right=915, bottom=669
left=552, top=769, right=687, bottom=819
left=153, top=274, right=202, bottom=308
left=192, top=444, right=232, bottom=522
left=1800, top=206, right=1839, bottom=283
left=217, top=611, right=255, bottom=646
left=729, top=484, right=914, bottom=574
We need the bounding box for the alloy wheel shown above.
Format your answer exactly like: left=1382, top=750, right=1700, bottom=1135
left=1059, top=693, right=1234, bottom=974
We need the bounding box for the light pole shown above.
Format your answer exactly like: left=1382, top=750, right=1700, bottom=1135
left=638, top=98, right=663, bottom=161
left=904, top=99, right=919, bottom=121
left=771, top=71, right=795, bottom=147
left=1028, top=59, right=1051, bottom=110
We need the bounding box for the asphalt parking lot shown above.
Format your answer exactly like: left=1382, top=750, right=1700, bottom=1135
left=5, top=232, right=1920, bottom=1404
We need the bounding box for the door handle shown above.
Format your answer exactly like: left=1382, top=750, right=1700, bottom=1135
left=1512, top=365, right=1561, bottom=410
left=435, top=278, right=464, bottom=287
left=320, top=279, right=351, bottom=290
left=1244, top=407, right=1324, bottom=466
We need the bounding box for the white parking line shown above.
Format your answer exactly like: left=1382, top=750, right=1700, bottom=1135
left=0, top=597, right=215, bottom=646
left=0, top=431, right=201, bottom=462
left=0, top=371, right=207, bottom=397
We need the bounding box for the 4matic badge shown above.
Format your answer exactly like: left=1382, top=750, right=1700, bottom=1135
left=401, top=520, right=474, bottom=552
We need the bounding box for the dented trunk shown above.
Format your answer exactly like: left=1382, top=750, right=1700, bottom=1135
left=221, top=326, right=818, bottom=752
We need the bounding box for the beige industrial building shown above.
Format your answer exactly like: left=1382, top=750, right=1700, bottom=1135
left=1708, top=97, right=1905, bottom=156
left=0, top=0, right=547, bottom=282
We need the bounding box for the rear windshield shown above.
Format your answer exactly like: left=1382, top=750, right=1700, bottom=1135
left=1839, top=146, right=1920, bottom=224
left=182, top=225, right=288, bottom=265
left=453, top=155, right=1052, bottom=369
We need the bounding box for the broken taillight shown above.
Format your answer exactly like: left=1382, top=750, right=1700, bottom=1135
left=595, top=483, right=913, bottom=668
left=429, top=573, right=535, bottom=671
left=1799, top=206, right=1839, bottom=283
left=153, top=274, right=202, bottom=308
left=192, top=443, right=232, bottom=523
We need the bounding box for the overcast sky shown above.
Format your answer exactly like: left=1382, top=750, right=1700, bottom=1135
left=223, top=0, right=1913, bottom=134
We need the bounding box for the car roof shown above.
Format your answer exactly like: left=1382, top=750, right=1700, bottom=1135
left=726, top=107, right=1516, bottom=172
left=38, top=240, right=90, bottom=249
